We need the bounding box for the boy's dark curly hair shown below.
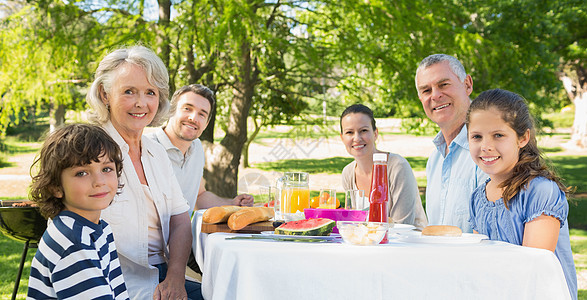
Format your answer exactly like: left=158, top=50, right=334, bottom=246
left=29, top=123, right=123, bottom=219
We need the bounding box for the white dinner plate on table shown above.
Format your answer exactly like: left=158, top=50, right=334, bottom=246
left=260, top=231, right=340, bottom=240
left=397, top=232, right=488, bottom=244
left=389, top=224, right=416, bottom=231
left=388, top=224, right=417, bottom=238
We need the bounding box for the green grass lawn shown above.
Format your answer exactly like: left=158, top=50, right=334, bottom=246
left=253, top=156, right=428, bottom=174
left=571, top=228, right=587, bottom=300
left=0, top=235, right=35, bottom=298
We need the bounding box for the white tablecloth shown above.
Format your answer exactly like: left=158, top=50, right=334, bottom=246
left=193, top=209, right=207, bottom=269
left=200, top=232, right=570, bottom=300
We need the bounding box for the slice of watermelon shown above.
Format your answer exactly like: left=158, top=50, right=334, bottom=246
left=274, top=218, right=335, bottom=236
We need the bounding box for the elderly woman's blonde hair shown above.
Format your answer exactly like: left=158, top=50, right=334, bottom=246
left=86, top=46, right=170, bottom=126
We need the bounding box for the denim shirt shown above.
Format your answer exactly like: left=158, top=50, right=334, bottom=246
left=469, top=177, right=577, bottom=300
left=425, top=125, right=487, bottom=233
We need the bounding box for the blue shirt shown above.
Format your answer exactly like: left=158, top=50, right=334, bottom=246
left=469, top=177, right=577, bottom=300
left=425, top=125, right=488, bottom=233
left=28, top=211, right=129, bottom=299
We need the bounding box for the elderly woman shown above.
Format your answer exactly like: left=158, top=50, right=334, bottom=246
left=86, top=46, right=201, bottom=300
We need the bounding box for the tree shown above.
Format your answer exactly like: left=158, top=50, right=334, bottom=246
left=2, top=0, right=583, bottom=198
left=167, top=0, right=332, bottom=196
left=0, top=3, right=91, bottom=135
left=464, top=0, right=586, bottom=147
left=304, top=0, right=585, bottom=143
left=552, top=2, right=586, bottom=148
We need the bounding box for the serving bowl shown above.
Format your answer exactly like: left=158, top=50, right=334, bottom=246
left=304, top=208, right=367, bottom=233
left=337, top=221, right=391, bottom=245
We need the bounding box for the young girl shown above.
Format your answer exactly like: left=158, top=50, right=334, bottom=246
left=340, top=104, right=427, bottom=228
left=27, top=124, right=129, bottom=299
left=466, top=89, right=577, bottom=299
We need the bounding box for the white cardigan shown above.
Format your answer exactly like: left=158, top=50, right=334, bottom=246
left=101, top=121, right=189, bottom=299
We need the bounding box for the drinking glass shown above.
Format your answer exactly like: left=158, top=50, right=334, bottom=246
left=345, top=189, right=367, bottom=210
left=258, top=185, right=274, bottom=208
left=319, top=189, right=337, bottom=209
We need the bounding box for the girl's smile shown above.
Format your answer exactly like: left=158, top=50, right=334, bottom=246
left=480, top=156, right=500, bottom=163
left=468, top=108, right=529, bottom=185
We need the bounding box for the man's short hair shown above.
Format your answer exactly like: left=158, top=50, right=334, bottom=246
left=415, top=54, right=467, bottom=89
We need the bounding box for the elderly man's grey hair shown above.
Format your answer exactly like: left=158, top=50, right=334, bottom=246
left=415, top=54, right=467, bottom=90
left=86, top=46, right=170, bottom=126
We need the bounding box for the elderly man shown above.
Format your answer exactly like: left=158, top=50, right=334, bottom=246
left=414, top=54, right=487, bottom=233
left=148, top=84, right=253, bottom=273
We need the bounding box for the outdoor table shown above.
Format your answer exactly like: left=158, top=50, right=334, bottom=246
left=195, top=218, right=571, bottom=299
left=201, top=232, right=570, bottom=299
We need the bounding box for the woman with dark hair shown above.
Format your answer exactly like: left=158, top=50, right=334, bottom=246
left=340, top=104, right=427, bottom=228
left=86, top=45, right=201, bottom=300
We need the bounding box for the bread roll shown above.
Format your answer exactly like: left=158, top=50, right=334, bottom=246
left=422, top=225, right=462, bottom=237
left=202, top=206, right=244, bottom=224
left=227, top=207, right=275, bottom=230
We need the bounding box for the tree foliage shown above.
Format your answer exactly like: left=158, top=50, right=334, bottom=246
left=1, top=0, right=584, bottom=195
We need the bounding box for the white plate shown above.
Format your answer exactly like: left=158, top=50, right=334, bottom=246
left=390, top=224, right=416, bottom=230
left=397, top=232, right=488, bottom=244
left=388, top=224, right=417, bottom=238
left=260, top=231, right=340, bottom=240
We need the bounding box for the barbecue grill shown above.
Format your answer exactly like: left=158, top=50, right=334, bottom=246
left=0, top=200, right=47, bottom=300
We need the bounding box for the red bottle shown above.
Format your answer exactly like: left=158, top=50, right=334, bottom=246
left=368, top=153, right=389, bottom=243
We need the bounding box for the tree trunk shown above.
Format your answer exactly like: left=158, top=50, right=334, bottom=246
left=49, top=103, right=65, bottom=133
left=156, top=0, right=171, bottom=67
left=200, top=105, right=216, bottom=143
left=203, top=39, right=257, bottom=197
left=571, top=92, right=587, bottom=148
left=561, top=65, right=586, bottom=148
left=242, top=116, right=262, bottom=168
left=186, top=29, right=217, bottom=143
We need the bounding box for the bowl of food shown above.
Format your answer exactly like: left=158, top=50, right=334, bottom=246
left=337, top=221, right=391, bottom=245
left=304, top=209, right=367, bottom=233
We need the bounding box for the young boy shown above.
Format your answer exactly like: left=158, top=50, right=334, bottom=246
left=27, top=124, right=129, bottom=299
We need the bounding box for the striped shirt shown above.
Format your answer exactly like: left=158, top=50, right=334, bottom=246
left=27, top=211, right=129, bottom=300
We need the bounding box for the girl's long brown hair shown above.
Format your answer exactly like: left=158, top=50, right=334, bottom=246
left=466, top=89, right=568, bottom=209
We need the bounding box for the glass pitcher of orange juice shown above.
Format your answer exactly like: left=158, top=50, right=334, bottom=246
left=276, top=172, right=310, bottom=217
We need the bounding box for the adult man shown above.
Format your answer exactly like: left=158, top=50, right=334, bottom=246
left=414, top=54, right=487, bottom=233
left=147, top=84, right=253, bottom=272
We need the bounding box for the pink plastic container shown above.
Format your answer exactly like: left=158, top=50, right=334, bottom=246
left=304, top=208, right=368, bottom=233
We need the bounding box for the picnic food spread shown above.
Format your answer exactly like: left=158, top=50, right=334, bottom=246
left=274, top=218, right=335, bottom=236
left=421, top=225, right=462, bottom=237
